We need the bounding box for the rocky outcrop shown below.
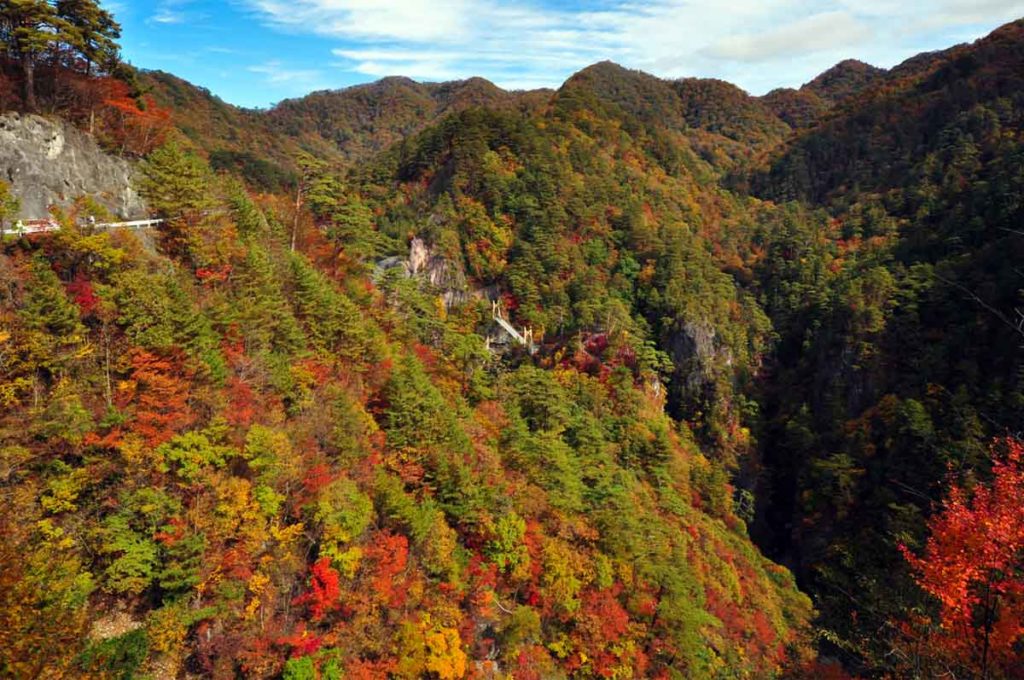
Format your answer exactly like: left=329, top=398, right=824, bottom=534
left=666, top=320, right=736, bottom=416
left=407, top=238, right=471, bottom=308
left=0, top=112, right=146, bottom=220
left=376, top=237, right=471, bottom=308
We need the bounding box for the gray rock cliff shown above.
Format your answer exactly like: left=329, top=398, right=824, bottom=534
left=0, top=112, right=146, bottom=220
left=375, top=237, right=472, bottom=309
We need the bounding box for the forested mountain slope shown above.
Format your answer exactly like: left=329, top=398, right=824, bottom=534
left=746, top=17, right=1024, bottom=674
left=0, top=141, right=813, bottom=678
left=143, top=60, right=787, bottom=188
left=137, top=70, right=551, bottom=191
left=801, top=60, right=886, bottom=106
left=267, top=76, right=550, bottom=163
left=759, top=51, right=952, bottom=131
left=138, top=70, right=310, bottom=184
left=757, top=60, right=883, bottom=132
left=0, top=27, right=817, bottom=680
left=558, top=62, right=790, bottom=168
left=323, top=20, right=1024, bottom=677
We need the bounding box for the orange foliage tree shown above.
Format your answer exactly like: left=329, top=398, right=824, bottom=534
left=900, top=438, right=1024, bottom=678
left=365, top=532, right=409, bottom=609
left=122, top=349, right=194, bottom=447
left=96, top=78, right=171, bottom=156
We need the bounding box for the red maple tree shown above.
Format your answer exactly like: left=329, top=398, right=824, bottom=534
left=900, top=438, right=1024, bottom=678
left=292, top=558, right=341, bottom=622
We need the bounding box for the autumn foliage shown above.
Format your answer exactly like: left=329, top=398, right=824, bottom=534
left=899, top=438, right=1024, bottom=678
left=9, top=9, right=1024, bottom=680
left=293, top=558, right=341, bottom=622
left=122, top=349, right=194, bottom=447
left=95, top=78, right=172, bottom=156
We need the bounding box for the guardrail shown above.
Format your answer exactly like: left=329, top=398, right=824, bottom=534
left=4, top=217, right=165, bottom=236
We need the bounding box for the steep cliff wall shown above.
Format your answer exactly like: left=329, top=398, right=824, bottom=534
left=0, top=112, right=146, bottom=220
left=376, top=237, right=472, bottom=309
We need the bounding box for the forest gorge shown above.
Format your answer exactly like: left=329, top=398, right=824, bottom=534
left=2, top=2, right=1024, bottom=678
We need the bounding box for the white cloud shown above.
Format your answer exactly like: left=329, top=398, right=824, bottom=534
left=148, top=0, right=196, bottom=26
left=151, top=10, right=185, bottom=24
left=704, top=12, right=874, bottom=62
left=842, top=0, right=1024, bottom=24
left=246, top=0, right=475, bottom=42
left=240, top=0, right=1024, bottom=95
left=248, top=61, right=327, bottom=93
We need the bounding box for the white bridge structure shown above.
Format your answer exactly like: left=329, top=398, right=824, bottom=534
left=5, top=217, right=165, bottom=236
left=490, top=299, right=537, bottom=355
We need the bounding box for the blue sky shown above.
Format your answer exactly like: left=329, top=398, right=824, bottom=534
left=109, top=0, right=1024, bottom=109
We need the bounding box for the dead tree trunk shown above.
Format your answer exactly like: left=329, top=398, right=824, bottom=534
left=21, top=58, right=37, bottom=112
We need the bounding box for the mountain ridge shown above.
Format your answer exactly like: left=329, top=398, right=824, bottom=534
left=130, top=18, right=1021, bottom=177
left=135, top=55, right=875, bottom=176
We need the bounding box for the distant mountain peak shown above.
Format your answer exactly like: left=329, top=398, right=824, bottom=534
left=803, top=59, right=886, bottom=103
left=369, top=75, right=420, bottom=88
left=564, top=60, right=650, bottom=85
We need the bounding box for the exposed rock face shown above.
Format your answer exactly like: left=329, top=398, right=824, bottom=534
left=0, top=112, right=146, bottom=220
left=376, top=237, right=471, bottom=309
left=666, top=320, right=734, bottom=414
left=407, top=238, right=471, bottom=308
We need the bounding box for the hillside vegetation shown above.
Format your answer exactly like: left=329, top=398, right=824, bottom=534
left=2, top=4, right=1024, bottom=679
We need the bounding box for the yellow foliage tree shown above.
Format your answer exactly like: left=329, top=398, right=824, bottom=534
left=395, top=613, right=468, bottom=680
